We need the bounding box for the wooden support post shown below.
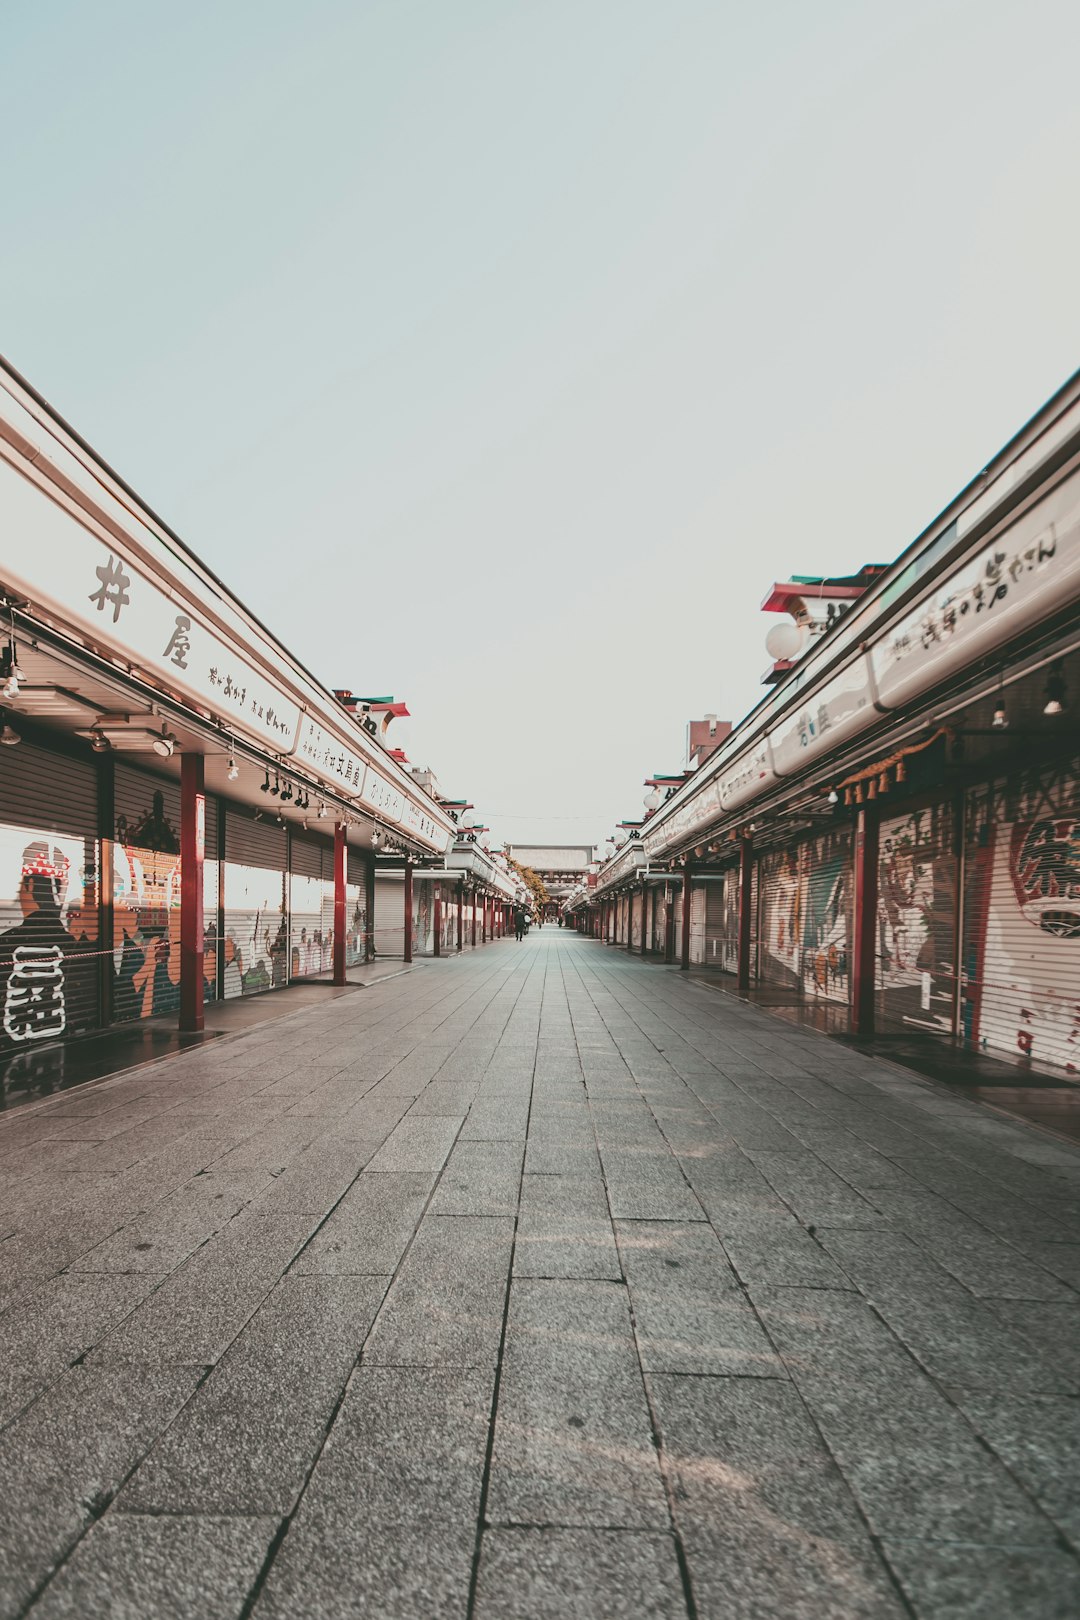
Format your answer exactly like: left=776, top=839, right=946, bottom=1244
left=404, top=862, right=414, bottom=963
left=365, top=851, right=376, bottom=962
left=333, top=822, right=347, bottom=986
left=680, top=862, right=693, bottom=971
left=852, top=806, right=879, bottom=1036
left=736, top=837, right=754, bottom=995
left=457, top=880, right=464, bottom=951
left=180, top=753, right=206, bottom=1032
left=434, top=884, right=442, bottom=957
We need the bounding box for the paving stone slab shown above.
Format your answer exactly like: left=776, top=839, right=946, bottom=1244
left=817, top=1230, right=1075, bottom=1391
left=429, top=1139, right=524, bottom=1216
left=294, top=1171, right=433, bottom=1275
left=881, top=1540, right=1080, bottom=1619
left=515, top=1175, right=620, bottom=1281
left=864, top=1188, right=1075, bottom=1300
left=474, top=1528, right=687, bottom=1619
left=957, top=1392, right=1080, bottom=1546
left=0, top=1361, right=204, bottom=1619
left=68, top=1174, right=262, bottom=1275
left=0, top=1271, right=161, bottom=1427
left=364, top=1214, right=513, bottom=1367
left=28, top=1511, right=277, bottom=1620
left=297, top=1365, right=492, bottom=1529
left=251, top=1521, right=476, bottom=1620
left=488, top=1278, right=668, bottom=1529
left=364, top=1114, right=463, bottom=1173
left=597, top=1146, right=704, bottom=1222
left=802, top=1376, right=1058, bottom=1544
left=120, top=1274, right=385, bottom=1515
left=92, top=1212, right=318, bottom=1366
left=616, top=1220, right=784, bottom=1377
left=721, top=1217, right=852, bottom=1289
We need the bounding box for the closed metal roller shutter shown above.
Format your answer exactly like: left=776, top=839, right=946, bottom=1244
left=757, top=828, right=852, bottom=1004
left=112, top=765, right=221, bottom=1020
left=703, top=871, right=739, bottom=972
left=290, top=831, right=334, bottom=978
left=962, top=756, right=1080, bottom=1072
left=0, top=741, right=101, bottom=1053
left=223, top=811, right=288, bottom=998
left=876, top=801, right=957, bottom=1037
left=800, top=826, right=853, bottom=1006
left=757, top=846, right=802, bottom=992
left=346, top=848, right=366, bottom=966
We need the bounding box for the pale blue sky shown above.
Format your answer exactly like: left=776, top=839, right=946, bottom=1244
left=4, top=0, right=1080, bottom=846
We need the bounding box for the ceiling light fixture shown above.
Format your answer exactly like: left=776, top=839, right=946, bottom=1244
left=227, top=757, right=240, bottom=780
left=0, top=715, right=20, bottom=747
left=152, top=727, right=176, bottom=758
left=1043, top=665, right=1066, bottom=716
left=261, top=769, right=271, bottom=793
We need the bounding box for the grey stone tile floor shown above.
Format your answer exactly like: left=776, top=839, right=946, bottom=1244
left=3, top=931, right=1080, bottom=1618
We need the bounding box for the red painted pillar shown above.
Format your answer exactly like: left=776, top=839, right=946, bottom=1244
left=640, top=884, right=648, bottom=956
left=627, top=890, right=635, bottom=952
left=365, top=851, right=376, bottom=962
left=404, top=862, right=414, bottom=963
left=457, top=880, right=464, bottom=951
left=333, top=822, right=347, bottom=986
left=180, top=753, right=205, bottom=1033
left=664, top=882, right=675, bottom=964
left=852, top=806, right=879, bottom=1036
left=680, top=861, right=693, bottom=971
left=434, top=884, right=442, bottom=957
left=471, top=888, right=478, bottom=948
left=737, top=837, right=754, bottom=995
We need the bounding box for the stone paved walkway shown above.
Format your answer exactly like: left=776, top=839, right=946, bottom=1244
left=3, top=931, right=1080, bottom=1619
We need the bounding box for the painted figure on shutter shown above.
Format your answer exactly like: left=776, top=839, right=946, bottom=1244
left=1, top=843, right=79, bottom=1043
left=965, top=761, right=1080, bottom=1072
left=112, top=791, right=183, bottom=1020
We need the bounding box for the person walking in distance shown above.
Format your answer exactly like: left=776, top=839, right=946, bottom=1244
left=514, top=905, right=526, bottom=942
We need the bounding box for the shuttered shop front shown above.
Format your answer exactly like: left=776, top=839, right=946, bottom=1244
left=224, top=812, right=287, bottom=997
left=757, top=829, right=853, bottom=1005
left=289, top=832, right=334, bottom=978
left=113, top=764, right=219, bottom=1023
left=0, top=740, right=101, bottom=1055
left=875, top=800, right=957, bottom=1037
left=703, top=869, right=739, bottom=973
left=962, top=755, right=1080, bottom=1072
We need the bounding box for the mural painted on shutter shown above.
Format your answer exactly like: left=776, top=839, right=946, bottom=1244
left=800, top=828, right=852, bottom=1004
left=113, top=790, right=185, bottom=1021
left=759, top=849, right=802, bottom=988
left=0, top=832, right=100, bottom=1048
left=963, top=759, right=1080, bottom=1072
left=876, top=803, right=956, bottom=1035
left=759, top=831, right=851, bottom=1003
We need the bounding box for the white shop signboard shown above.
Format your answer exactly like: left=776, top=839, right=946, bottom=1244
left=403, top=795, right=450, bottom=851
left=769, top=659, right=877, bottom=777
left=871, top=465, right=1080, bottom=711
left=357, top=765, right=406, bottom=824
left=295, top=716, right=369, bottom=797
left=0, top=452, right=302, bottom=753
